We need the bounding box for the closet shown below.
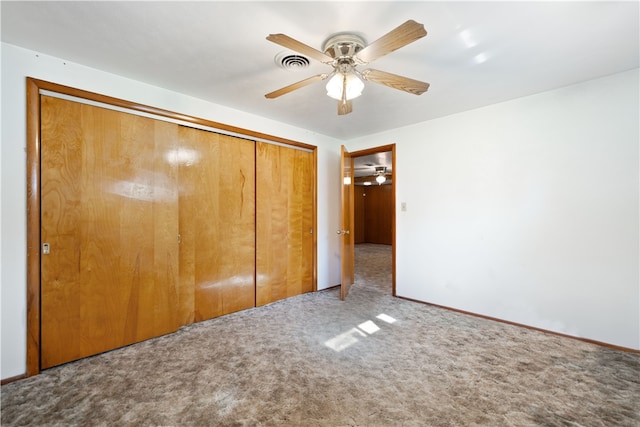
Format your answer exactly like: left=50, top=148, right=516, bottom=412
left=38, top=94, right=314, bottom=369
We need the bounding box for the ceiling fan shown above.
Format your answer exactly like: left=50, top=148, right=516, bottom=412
left=265, top=20, right=430, bottom=115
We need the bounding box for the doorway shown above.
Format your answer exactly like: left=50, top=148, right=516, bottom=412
left=350, top=145, right=395, bottom=296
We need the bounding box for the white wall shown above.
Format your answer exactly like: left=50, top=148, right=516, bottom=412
left=349, top=69, right=640, bottom=350
left=0, top=43, right=343, bottom=379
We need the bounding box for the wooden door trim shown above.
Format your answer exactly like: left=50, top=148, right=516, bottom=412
left=349, top=144, right=396, bottom=297
left=28, top=78, right=316, bottom=151
left=25, top=77, right=317, bottom=377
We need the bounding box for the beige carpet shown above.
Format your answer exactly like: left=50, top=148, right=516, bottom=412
left=2, top=244, right=639, bottom=426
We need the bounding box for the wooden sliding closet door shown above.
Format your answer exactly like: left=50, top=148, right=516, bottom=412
left=256, top=142, right=314, bottom=306
left=178, top=127, right=255, bottom=322
left=40, top=96, right=181, bottom=369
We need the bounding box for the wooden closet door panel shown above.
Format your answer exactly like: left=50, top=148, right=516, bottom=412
left=40, top=96, right=84, bottom=367
left=118, top=116, right=181, bottom=342
left=178, top=128, right=255, bottom=321
left=41, top=96, right=180, bottom=369
left=294, top=148, right=314, bottom=296
left=256, top=142, right=287, bottom=306
left=256, top=143, right=314, bottom=306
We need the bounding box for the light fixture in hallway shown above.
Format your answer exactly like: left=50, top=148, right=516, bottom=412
left=375, top=166, right=387, bottom=184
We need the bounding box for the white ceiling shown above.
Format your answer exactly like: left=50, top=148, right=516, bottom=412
left=353, top=151, right=392, bottom=178
left=2, top=1, right=638, bottom=140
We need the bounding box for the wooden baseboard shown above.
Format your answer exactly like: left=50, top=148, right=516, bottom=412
left=397, top=295, right=640, bottom=354
left=1, top=374, right=27, bottom=386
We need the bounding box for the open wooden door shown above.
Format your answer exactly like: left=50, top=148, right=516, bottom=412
left=340, top=145, right=355, bottom=300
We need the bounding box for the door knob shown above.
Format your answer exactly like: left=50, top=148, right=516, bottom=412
left=336, top=230, right=350, bottom=235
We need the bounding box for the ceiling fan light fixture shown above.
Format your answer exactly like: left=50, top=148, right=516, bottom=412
left=374, top=166, right=387, bottom=184
left=326, top=72, right=364, bottom=101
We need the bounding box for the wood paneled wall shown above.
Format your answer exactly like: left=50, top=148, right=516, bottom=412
left=354, top=186, right=366, bottom=244
left=354, top=184, right=392, bottom=245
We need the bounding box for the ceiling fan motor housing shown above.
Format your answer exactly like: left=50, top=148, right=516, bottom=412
left=322, top=33, right=366, bottom=61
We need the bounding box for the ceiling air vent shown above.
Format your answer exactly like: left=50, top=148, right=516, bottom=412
left=275, top=52, right=310, bottom=70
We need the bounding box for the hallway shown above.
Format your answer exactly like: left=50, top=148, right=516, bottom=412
left=354, top=243, right=392, bottom=294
